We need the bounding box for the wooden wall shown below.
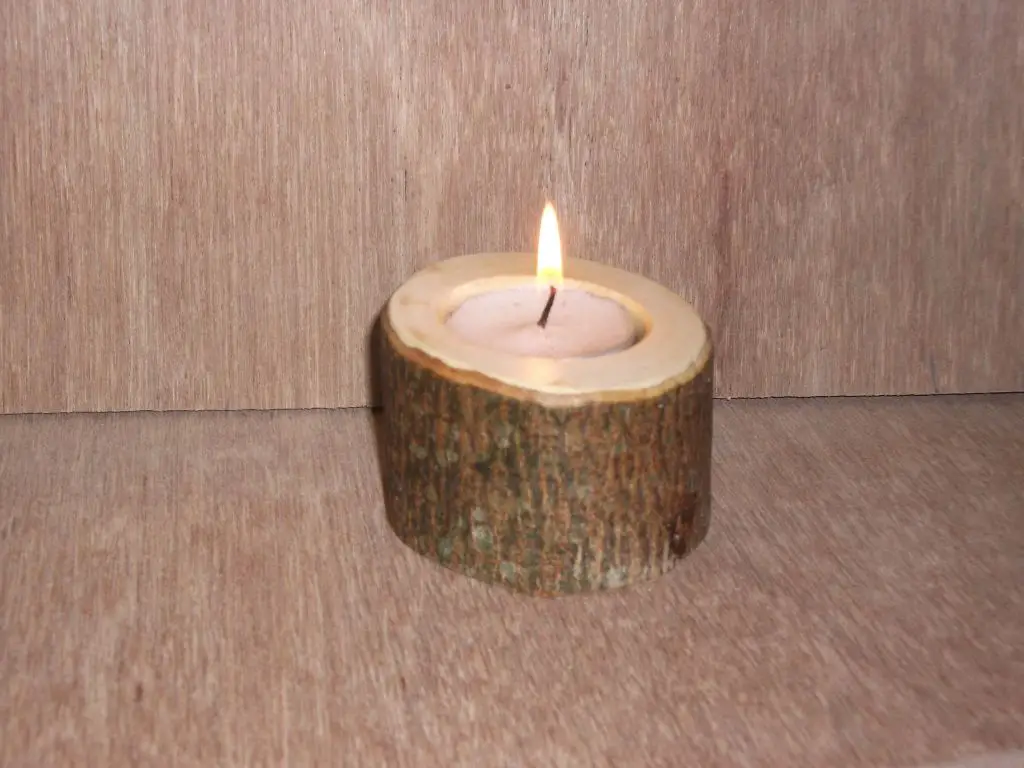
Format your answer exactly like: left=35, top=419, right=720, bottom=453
left=1, top=1, right=1021, bottom=413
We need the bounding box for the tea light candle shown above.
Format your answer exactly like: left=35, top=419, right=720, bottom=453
left=445, top=285, right=637, bottom=358
left=444, top=205, right=638, bottom=359
left=378, top=203, right=714, bottom=596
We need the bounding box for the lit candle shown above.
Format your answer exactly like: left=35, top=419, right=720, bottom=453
left=388, top=203, right=707, bottom=399
left=446, top=204, right=637, bottom=358
left=379, top=203, right=714, bottom=597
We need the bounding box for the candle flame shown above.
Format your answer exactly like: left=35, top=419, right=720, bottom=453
left=536, top=202, right=563, bottom=285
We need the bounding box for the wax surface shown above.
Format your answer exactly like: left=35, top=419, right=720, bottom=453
left=446, top=286, right=637, bottom=358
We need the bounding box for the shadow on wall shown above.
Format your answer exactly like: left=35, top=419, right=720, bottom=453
left=366, top=307, right=388, bottom=472
left=366, top=308, right=383, bottom=410
left=368, top=304, right=406, bottom=546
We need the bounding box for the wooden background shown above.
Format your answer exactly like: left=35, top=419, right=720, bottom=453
left=1, top=0, right=1021, bottom=413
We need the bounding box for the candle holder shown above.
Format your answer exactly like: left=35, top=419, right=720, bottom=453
left=378, top=252, right=713, bottom=597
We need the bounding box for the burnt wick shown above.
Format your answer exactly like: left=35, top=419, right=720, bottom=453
left=537, top=285, right=557, bottom=328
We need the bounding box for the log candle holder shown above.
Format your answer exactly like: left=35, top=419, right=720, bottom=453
left=378, top=220, right=712, bottom=597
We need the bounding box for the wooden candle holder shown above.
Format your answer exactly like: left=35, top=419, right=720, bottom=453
left=378, top=253, right=713, bottom=597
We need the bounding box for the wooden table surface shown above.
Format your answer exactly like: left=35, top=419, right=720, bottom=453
left=1, top=396, right=1022, bottom=767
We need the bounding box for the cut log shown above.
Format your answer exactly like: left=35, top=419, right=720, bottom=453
left=378, top=253, right=714, bottom=596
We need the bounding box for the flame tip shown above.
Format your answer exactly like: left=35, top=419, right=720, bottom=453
left=536, top=201, right=563, bottom=283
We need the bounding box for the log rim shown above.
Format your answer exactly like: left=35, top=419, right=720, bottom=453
left=382, top=309, right=713, bottom=407
left=387, top=252, right=710, bottom=406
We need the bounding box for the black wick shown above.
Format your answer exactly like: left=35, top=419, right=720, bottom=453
left=537, top=285, right=557, bottom=328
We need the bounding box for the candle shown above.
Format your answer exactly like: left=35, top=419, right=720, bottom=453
left=389, top=205, right=706, bottom=400
left=445, top=204, right=637, bottom=359
left=379, top=203, right=714, bottom=596
left=445, top=286, right=637, bottom=358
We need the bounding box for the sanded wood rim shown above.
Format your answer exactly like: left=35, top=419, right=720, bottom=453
left=387, top=252, right=710, bottom=407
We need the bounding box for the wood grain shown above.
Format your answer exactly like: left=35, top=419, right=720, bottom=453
left=2, top=1, right=1021, bottom=412
left=1, top=397, right=1022, bottom=765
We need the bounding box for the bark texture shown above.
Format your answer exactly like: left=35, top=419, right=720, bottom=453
left=379, top=316, right=714, bottom=596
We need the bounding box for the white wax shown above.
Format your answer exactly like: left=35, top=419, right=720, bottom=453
left=445, top=285, right=637, bottom=358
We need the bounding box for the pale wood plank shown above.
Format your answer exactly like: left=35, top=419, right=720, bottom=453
left=1, top=2, right=1021, bottom=411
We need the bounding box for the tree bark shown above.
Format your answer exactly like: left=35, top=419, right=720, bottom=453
left=378, top=313, right=714, bottom=596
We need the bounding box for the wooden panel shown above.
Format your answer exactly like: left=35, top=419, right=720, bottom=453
left=713, top=1, right=1024, bottom=398
left=1, top=0, right=1021, bottom=412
